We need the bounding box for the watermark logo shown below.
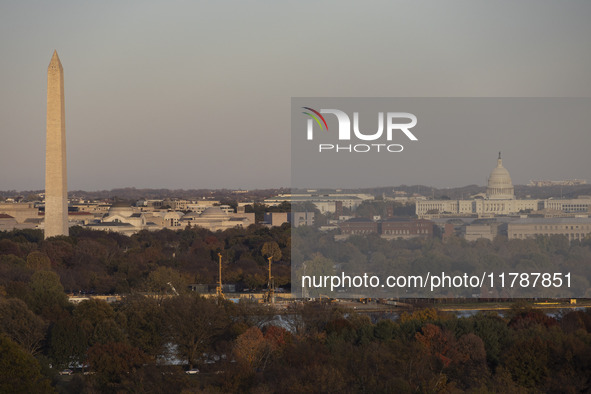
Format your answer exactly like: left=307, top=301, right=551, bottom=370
left=302, top=107, right=418, bottom=153
left=302, top=107, right=329, bottom=133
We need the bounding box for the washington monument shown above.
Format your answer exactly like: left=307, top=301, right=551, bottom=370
left=44, top=50, right=68, bottom=238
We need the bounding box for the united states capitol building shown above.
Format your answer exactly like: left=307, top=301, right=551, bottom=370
left=417, top=153, right=591, bottom=219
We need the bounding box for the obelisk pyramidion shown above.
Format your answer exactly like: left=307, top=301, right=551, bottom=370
left=44, top=50, right=68, bottom=238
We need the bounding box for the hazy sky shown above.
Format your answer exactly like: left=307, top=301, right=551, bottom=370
left=1, top=1, right=590, bottom=191
left=291, top=98, right=591, bottom=189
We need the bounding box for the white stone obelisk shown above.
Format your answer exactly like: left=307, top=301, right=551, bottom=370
left=44, top=50, right=69, bottom=238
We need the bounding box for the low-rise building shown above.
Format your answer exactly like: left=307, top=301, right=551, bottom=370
left=68, top=212, right=95, bottom=226
left=83, top=203, right=160, bottom=234
left=508, top=217, right=591, bottom=242
left=72, top=203, right=111, bottom=215
left=180, top=207, right=254, bottom=231
left=0, top=214, right=18, bottom=231
left=338, top=217, right=434, bottom=240
left=265, top=193, right=373, bottom=213
left=0, top=202, right=39, bottom=223
left=380, top=218, right=434, bottom=240
left=290, top=212, right=315, bottom=227
left=463, top=220, right=505, bottom=242
left=339, top=218, right=378, bottom=236
left=263, top=212, right=289, bottom=227
left=85, top=221, right=151, bottom=236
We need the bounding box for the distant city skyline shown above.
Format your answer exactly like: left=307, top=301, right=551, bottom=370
left=1, top=1, right=590, bottom=190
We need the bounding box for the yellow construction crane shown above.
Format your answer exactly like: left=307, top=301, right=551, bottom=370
left=264, top=256, right=275, bottom=304
left=216, top=253, right=224, bottom=299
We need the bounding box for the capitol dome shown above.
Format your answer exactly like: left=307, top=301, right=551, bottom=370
left=486, top=152, right=514, bottom=200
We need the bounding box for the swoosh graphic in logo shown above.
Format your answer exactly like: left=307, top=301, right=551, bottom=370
left=302, top=107, right=328, bottom=131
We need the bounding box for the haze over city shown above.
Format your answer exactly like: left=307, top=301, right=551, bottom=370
left=1, top=1, right=590, bottom=191
left=3, top=3, right=591, bottom=392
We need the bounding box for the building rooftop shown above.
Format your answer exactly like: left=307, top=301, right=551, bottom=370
left=86, top=222, right=134, bottom=227
left=343, top=217, right=375, bottom=223
left=510, top=217, right=591, bottom=224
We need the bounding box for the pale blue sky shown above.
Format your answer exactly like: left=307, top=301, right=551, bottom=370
left=1, top=1, right=590, bottom=190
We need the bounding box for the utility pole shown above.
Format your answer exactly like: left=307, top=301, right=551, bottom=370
left=216, top=253, right=224, bottom=299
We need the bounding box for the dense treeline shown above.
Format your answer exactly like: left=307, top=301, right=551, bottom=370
left=241, top=304, right=591, bottom=393
left=0, top=225, right=291, bottom=296
left=2, top=227, right=591, bottom=392
left=293, top=228, right=591, bottom=298
left=4, top=225, right=591, bottom=299
left=1, top=291, right=591, bottom=392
